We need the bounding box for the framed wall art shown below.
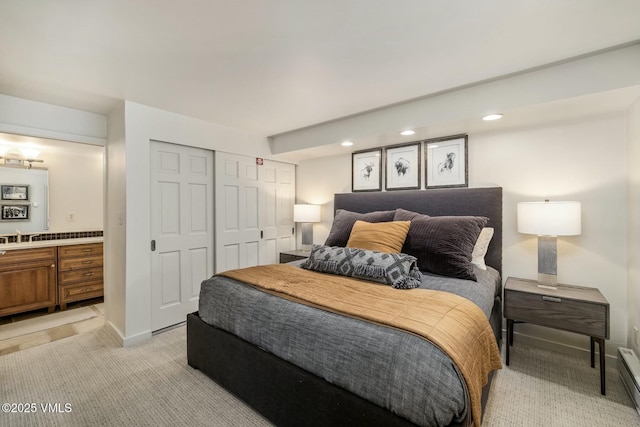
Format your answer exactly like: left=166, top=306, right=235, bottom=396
left=1, top=184, right=29, bottom=201
left=1, top=205, right=29, bottom=220
left=425, top=134, right=468, bottom=188
left=352, top=148, right=382, bottom=192
left=385, top=142, right=421, bottom=190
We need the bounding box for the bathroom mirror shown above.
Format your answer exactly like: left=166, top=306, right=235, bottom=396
left=0, top=166, right=49, bottom=235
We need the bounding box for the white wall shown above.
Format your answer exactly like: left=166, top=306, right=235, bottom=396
left=0, top=94, right=106, bottom=145
left=0, top=94, right=105, bottom=233
left=627, top=98, right=640, bottom=355
left=106, top=101, right=274, bottom=345
left=296, top=154, right=351, bottom=246
left=297, top=114, right=630, bottom=357
left=39, top=147, right=103, bottom=231
left=105, top=102, right=126, bottom=337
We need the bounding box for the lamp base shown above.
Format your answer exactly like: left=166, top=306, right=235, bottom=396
left=537, top=273, right=558, bottom=290
left=537, top=236, right=558, bottom=290
left=300, top=223, right=313, bottom=251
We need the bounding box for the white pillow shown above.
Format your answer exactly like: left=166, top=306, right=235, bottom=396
left=471, top=227, right=494, bottom=270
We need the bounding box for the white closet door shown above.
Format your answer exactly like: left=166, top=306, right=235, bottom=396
left=215, top=152, right=262, bottom=272
left=150, top=142, right=214, bottom=331
left=260, top=160, right=295, bottom=264
left=215, top=153, right=295, bottom=272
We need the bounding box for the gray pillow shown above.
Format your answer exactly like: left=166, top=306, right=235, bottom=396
left=394, top=208, right=429, bottom=221
left=324, top=209, right=396, bottom=247
left=301, top=244, right=422, bottom=289
left=394, top=209, right=487, bottom=281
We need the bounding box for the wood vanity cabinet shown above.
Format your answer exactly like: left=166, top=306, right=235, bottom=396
left=57, top=243, right=104, bottom=310
left=0, top=247, right=57, bottom=317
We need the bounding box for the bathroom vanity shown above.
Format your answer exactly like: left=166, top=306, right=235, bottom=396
left=0, top=239, right=103, bottom=317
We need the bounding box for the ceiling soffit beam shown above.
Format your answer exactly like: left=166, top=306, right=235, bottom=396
left=268, top=41, right=640, bottom=155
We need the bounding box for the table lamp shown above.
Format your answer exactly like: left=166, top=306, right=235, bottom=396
left=517, top=200, right=581, bottom=289
left=294, top=204, right=321, bottom=251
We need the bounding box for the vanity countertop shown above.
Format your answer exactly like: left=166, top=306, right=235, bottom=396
left=0, top=237, right=103, bottom=251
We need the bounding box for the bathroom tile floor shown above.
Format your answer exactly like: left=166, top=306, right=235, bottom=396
left=0, top=297, right=104, bottom=356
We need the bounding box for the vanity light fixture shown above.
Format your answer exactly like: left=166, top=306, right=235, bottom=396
left=400, top=130, right=415, bottom=136
left=482, top=113, right=503, bottom=121
left=0, top=153, right=44, bottom=169
left=341, top=141, right=354, bottom=147
left=20, top=148, right=41, bottom=159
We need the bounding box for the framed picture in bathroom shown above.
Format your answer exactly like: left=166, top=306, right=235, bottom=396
left=1, top=184, right=29, bottom=201
left=1, top=205, right=29, bottom=220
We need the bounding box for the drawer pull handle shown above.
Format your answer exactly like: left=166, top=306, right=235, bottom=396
left=82, top=260, right=93, bottom=264
left=82, top=249, right=94, bottom=252
left=542, top=296, right=562, bottom=303
left=84, top=272, right=94, bottom=277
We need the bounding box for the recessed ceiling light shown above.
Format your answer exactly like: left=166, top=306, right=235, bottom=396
left=400, top=130, right=415, bottom=136
left=341, top=141, right=354, bottom=147
left=482, top=113, right=503, bottom=121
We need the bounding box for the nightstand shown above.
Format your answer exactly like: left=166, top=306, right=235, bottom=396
left=504, top=276, right=610, bottom=394
left=279, top=249, right=310, bottom=263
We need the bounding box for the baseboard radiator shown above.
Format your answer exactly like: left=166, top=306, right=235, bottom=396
left=618, top=347, right=640, bottom=415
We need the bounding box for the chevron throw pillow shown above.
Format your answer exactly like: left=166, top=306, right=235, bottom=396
left=301, top=244, right=422, bottom=289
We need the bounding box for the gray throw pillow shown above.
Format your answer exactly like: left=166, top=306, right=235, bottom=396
left=301, top=244, right=422, bottom=289
left=324, top=209, right=396, bottom=247
left=394, top=209, right=487, bottom=281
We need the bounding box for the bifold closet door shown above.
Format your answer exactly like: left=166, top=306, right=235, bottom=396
left=215, top=152, right=295, bottom=272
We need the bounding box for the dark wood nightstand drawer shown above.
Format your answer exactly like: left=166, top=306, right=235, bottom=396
left=279, top=250, right=310, bottom=263
left=505, top=289, right=608, bottom=338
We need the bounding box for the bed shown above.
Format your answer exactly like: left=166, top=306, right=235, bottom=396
left=187, top=187, right=503, bottom=427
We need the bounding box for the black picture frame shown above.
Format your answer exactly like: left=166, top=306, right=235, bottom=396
left=1, top=184, right=29, bottom=201
left=352, top=148, right=382, bottom=192
left=1, top=205, right=29, bottom=220
left=425, top=134, right=468, bottom=188
left=385, top=142, right=421, bottom=191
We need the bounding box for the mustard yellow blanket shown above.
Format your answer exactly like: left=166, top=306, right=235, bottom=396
left=220, top=264, right=502, bottom=426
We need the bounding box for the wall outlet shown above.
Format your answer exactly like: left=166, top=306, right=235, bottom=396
left=67, top=212, right=75, bottom=221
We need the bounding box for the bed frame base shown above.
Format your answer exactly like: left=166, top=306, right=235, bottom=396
left=188, top=312, right=486, bottom=427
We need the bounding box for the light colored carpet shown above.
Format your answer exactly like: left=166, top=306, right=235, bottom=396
left=0, top=307, right=97, bottom=341
left=1, top=325, right=639, bottom=426
left=484, top=343, right=640, bottom=427
left=1, top=326, right=270, bottom=427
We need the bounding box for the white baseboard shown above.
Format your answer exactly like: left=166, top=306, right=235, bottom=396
left=105, top=321, right=152, bottom=347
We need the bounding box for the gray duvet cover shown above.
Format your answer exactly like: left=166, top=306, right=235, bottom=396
left=198, top=264, right=500, bottom=427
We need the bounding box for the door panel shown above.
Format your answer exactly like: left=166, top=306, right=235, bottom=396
left=215, top=153, right=295, bottom=272
left=151, top=142, right=213, bottom=331
left=260, top=160, right=295, bottom=262
left=159, top=251, right=180, bottom=305
left=215, top=153, right=261, bottom=272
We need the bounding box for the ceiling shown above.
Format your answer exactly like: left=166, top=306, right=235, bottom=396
left=1, top=1, right=640, bottom=146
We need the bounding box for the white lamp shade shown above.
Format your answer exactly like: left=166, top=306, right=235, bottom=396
left=517, top=201, right=581, bottom=236
left=294, top=204, right=321, bottom=223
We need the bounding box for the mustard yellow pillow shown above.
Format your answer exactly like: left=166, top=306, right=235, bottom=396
left=346, top=220, right=410, bottom=253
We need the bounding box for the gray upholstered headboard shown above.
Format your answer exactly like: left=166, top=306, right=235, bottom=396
left=334, top=187, right=503, bottom=274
